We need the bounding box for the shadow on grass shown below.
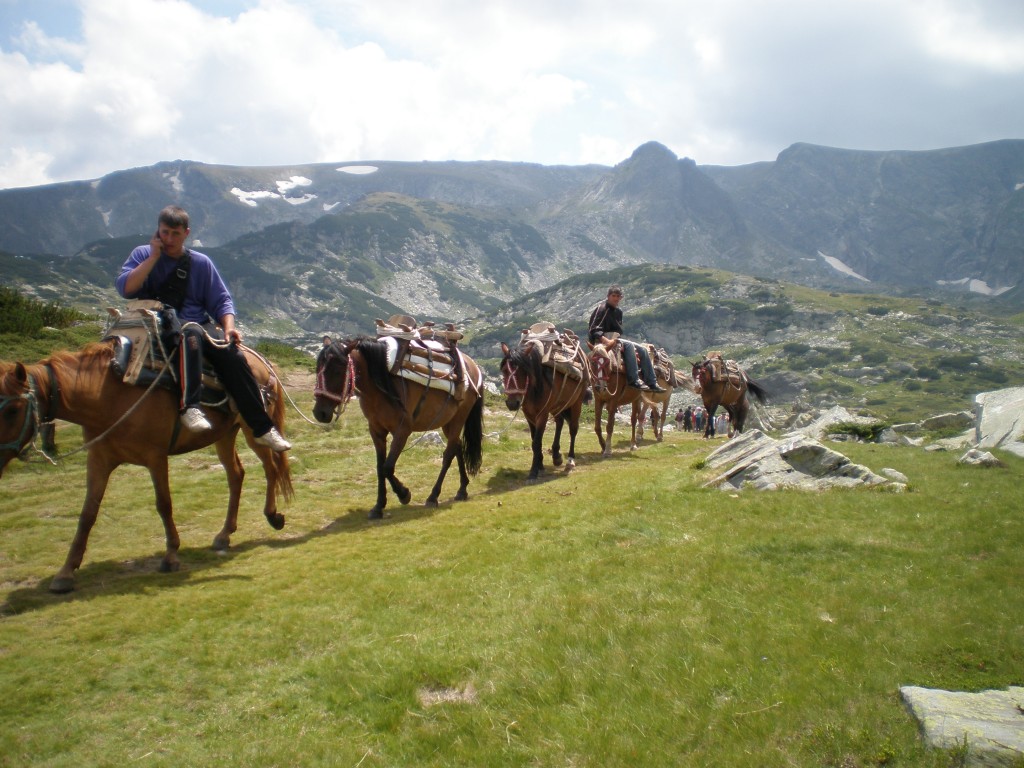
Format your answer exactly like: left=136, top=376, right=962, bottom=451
left=0, top=497, right=452, bottom=616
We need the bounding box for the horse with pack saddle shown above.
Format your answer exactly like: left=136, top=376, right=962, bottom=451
left=588, top=333, right=691, bottom=456
left=691, top=353, right=768, bottom=438
left=0, top=301, right=293, bottom=593
left=312, top=315, right=484, bottom=519
left=634, top=349, right=694, bottom=442
left=500, top=322, right=591, bottom=480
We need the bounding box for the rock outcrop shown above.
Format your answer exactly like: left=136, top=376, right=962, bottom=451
left=702, top=429, right=900, bottom=491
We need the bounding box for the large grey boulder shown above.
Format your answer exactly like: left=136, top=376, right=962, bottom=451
left=975, top=387, right=1024, bottom=458
left=900, top=685, right=1024, bottom=766
left=703, top=429, right=899, bottom=491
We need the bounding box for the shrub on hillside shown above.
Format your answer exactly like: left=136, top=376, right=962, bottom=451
left=0, top=286, right=90, bottom=334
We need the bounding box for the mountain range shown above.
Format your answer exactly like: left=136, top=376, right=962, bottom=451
left=1, top=138, right=1022, bottom=350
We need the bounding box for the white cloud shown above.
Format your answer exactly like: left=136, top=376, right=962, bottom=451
left=0, top=0, right=1022, bottom=189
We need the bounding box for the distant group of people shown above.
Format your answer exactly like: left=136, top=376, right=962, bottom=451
left=674, top=405, right=729, bottom=435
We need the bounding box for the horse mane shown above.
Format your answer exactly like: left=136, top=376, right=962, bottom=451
left=507, top=344, right=551, bottom=400
left=353, top=337, right=402, bottom=404
left=1, top=341, right=114, bottom=393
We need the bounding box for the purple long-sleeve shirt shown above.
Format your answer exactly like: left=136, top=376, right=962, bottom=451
left=116, top=246, right=235, bottom=324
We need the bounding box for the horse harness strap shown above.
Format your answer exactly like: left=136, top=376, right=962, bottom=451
left=154, top=249, right=191, bottom=311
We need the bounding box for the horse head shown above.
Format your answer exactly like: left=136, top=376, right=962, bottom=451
left=499, top=342, right=531, bottom=411
left=312, top=340, right=356, bottom=423
left=0, top=362, right=38, bottom=476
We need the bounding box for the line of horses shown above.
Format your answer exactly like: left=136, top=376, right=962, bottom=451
left=0, top=334, right=766, bottom=592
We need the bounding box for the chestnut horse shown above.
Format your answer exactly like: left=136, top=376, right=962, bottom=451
left=500, top=341, right=589, bottom=480
left=588, top=343, right=646, bottom=456
left=691, top=357, right=768, bottom=438
left=312, top=338, right=484, bottom=519
left=636, top=362, right=693, bottom=442
left=0, top=341, right=293, bottom=593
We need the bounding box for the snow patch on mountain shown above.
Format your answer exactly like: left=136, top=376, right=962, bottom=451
left=936, top=277, right=1015, bottom=296
left=817, top=251, right=870, bottom=282
left=231, top=176, right=317, bottom=207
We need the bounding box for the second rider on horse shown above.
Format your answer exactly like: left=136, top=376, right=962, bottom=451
left=587, top=285, right=665, bottom=393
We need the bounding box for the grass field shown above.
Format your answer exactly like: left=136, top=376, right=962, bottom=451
left=0, top=385, right=1022, bottom=767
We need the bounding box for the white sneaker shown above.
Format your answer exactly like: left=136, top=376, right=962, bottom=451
left=255, top=427, right=291, bottom=452
left=180, top=407, right=212, bottom=432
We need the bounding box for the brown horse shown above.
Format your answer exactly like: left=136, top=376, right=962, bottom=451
left=588, top=343, right=646, bottom=456
left=312, top=337, right=484, bottom=519
left=500, top=341, right=588, bottom=480
left=0, top=341, right=293, bottom=593
left=691, top=357, right=768, bottom=438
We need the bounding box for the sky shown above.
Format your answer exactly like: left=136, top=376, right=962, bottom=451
left=1, top=0, right=1023, bottom=190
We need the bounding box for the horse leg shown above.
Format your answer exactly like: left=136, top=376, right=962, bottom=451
left=368, top=428, right=392, bottom=519
left=550, top=414, right=564, bottom=468
left=564, top=403, right=580, bottom=471
left=427, top=421, right=463, bottom=505
left=630, top=402, right=640, bottom=451
left=528, top=420, right=547, bottom=480
left=604, top=406, right=617, bottom=458
left=147, top=459, right=184, bottom=574
left=211, top=433, right=245, bottom=551
left=50, top=450, right=118, bottom=593
left=704, top=404, right=717, bottom=439
left=593, top=399, right=607, bottom=455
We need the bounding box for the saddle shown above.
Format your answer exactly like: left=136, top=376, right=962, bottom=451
left=102, top=300, right=233, bottom=411
left=589, top=336, right=671, bottom=388
left=375, top=315, right=468, bottom=398
left=518, top=321, right=589, bottom=383
left=698, top=353, right=745, bottom=391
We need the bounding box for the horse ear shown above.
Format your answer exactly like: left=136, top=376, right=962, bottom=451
left=500, top=342, right=510, bottom=356
left=14, top=362, right=28, bottom=385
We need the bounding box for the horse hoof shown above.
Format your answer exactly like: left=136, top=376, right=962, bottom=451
left=397, top=488, right=412, bottom=505
left=368, top=508, right=384, bottom=520
left=265, top=512, right=286, bottom=530
left=566, top=460, right=575, bottom=472
left=552, top=456, right=563, bottom=467
left=424, top=498, right=439, bottom=508
left=49, top=576, right=75, bottom=594
left=455, top=491, right=469, bottom=501
left=212, top=536, right=230, bottom=552
left=159, top=560, right=181, bottom=574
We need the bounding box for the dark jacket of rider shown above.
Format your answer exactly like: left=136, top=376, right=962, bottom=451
left=587, top=300, right=623, bottom=345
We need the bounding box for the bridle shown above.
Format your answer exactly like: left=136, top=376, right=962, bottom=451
left=313, top=343, right=356, bottom=419
left=0, top=389, right=38, bottom=456
left=500, top=356, right=530, bottom=398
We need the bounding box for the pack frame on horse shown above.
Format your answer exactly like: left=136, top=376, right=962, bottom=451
left=499, top=324, right=590, bottom=480
left=312, top=334, right=484, bottom=519
left=690, top=355, right=768, bottom=438
left=0, top=340, right=293, bottom=593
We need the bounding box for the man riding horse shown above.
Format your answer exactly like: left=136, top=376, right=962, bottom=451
left=587, top=285, right=665, bottom=393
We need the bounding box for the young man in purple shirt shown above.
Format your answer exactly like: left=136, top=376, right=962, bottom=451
left=116, top=206, right=291, bottom=452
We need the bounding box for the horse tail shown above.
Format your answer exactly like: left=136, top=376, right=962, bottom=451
left=746, top=378, right=769, bottom=405
left=461, top=394, right=484, bottom=476
left=268, top=376, right=295, bottom=501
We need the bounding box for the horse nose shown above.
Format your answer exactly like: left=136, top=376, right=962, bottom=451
left=505, top=398, right=520, bottom=411
left=312, top=404, right=332, bottom=423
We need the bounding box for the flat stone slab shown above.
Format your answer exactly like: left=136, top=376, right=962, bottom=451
left=702, top=429, right=898, bottom=491
left=900, top=685, right=1024, bottom=766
